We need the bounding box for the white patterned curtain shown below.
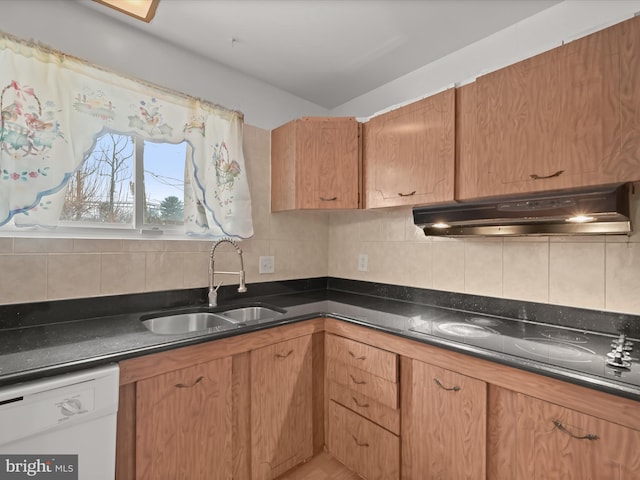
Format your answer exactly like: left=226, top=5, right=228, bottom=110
left=0, top=33, right=253, bottom=238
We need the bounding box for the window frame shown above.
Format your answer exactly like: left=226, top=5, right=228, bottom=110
left=0, top=134, right=190, bottom=240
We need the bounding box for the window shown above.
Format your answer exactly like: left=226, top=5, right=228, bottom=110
left=59, top=133, right=186, bottom=233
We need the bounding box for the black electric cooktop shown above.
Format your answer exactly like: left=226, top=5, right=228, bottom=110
left=407, top=311, right=639, bottom=389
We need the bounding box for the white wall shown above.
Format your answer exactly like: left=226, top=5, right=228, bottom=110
left=0, top=0, right=328, bottom=130
left=332, top=0, right=640, bottom=118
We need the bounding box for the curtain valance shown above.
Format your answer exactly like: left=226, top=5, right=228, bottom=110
left=0, top=33, right=253, bottom=238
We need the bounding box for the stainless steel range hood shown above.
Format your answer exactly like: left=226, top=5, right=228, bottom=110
left=413, top=184, right=632, bottom=237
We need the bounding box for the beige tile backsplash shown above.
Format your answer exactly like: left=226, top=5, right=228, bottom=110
left=0, top=124, right=639, bottom=317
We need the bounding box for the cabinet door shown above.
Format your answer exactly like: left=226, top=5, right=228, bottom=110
left=251, top=334, right=313, bottom=480
left=402, top=358, right=486, bottom=480
left=296, top=117, right=360, bottom=210
left=271, top=117, right=360, bottom=211
left=516, top=394, right=640, bottom=480
left=136, top=357, right=232, bottom=480
left=363, top=89, right=455, bottom=208
left=458, top=17, right=640, bottom=199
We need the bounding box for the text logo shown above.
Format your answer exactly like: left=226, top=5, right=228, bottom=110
left=0, top=456, right=77, bottom=479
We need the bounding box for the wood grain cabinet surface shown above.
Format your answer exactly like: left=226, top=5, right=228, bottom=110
left=135, top=357, right=233, bottom=480
left=363, top=88, right=456, bottom=208
left=325, top=334, right=401, bottom=479
left=401, top=358, right=487, bottom=480
left=457, top=16, right=640, bottom=200
left=251, top=334, right=314, bottom=480
left=327, top=400, right=400, bottom=480
left=515, top=393, right=640, bottom=480
left=271, top=117, right=360, bottom=211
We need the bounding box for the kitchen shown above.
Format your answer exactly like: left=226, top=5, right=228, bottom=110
left=1, top=0, right=640, bottom=479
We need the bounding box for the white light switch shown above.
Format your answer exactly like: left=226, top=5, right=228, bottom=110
left=358, top=254, right=368, bottom=272
left=259, top=256, right=275, bottom=274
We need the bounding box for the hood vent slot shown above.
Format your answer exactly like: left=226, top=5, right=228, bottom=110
left=413, top=184, right=632, bottom=237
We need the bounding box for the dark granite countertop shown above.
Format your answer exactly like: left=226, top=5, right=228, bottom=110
left=1, top=278, right=639, bottom=402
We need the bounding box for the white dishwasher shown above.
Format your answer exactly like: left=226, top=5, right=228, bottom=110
left=0, top=364, right=119, bottom=480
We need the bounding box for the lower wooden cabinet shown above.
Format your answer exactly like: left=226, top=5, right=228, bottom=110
left=402, top=358, right=487, bottom=480
left=327, top=400, right=400, bottom=480
left=251, top=334, right=314, bottom=480
left=515, top=393, right=640, bottom=480
left=136, top=357, right=232, bottom=480
left=116, top=318, right=640, bottom=480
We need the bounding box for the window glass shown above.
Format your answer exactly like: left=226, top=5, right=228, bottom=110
left=143, top=141, right=186, bottom=227
left=61, top=133, right=135, bottom=226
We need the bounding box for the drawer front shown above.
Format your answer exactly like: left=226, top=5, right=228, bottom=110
left=326, top=334, right=397, bottom=382
left=327, top=400, right=399, bottom=480
left=326, top=358, right=398, bottom=410
left=328, top=381, right=400, bottom=435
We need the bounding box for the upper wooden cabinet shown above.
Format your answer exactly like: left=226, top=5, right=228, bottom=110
left=363, top=88, right=456, bottom=208
left=457, top=16, right=640, bottom=200
left=271, top=117, right=360, bottom=211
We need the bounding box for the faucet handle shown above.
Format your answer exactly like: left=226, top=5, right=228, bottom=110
left=208, top=281, right=223, bottom=307
left=237, top=271, right=247, bottom=293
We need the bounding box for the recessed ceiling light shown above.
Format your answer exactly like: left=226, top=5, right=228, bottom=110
left=93, top=0, right=159, bottom=23
left=432, top=222, right=451, bottom=229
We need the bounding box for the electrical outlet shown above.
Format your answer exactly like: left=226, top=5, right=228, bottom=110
left=358, top=254, right=368, bottom=272
left=259, top=256, right=275, bottom=274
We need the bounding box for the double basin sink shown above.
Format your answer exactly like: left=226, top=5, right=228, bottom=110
left=141, top=304, right=286, bottom=335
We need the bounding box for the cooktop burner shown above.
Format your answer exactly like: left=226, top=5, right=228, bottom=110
left=436, top=322, right=500, bottom=338
left=513, top=338, right=596, bottom=363
left=539, top=329, right=589, bottom=344
left=465, top=316, right=504, bottom=328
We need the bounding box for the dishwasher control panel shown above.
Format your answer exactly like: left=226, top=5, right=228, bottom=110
left=0, top=381, right=96, bottom=444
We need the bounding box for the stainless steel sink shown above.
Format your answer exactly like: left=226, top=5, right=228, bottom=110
left=219, top=305, right=285, bottom=322
left=141, top=312, right=238, bottom=335
left=140, top=304, right=287, bottom=335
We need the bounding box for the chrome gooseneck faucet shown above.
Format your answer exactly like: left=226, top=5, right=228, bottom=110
left=208, top=238, right=247, bottom=307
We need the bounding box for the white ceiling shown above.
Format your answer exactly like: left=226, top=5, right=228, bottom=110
left=83, top=0, right=561, bottom=109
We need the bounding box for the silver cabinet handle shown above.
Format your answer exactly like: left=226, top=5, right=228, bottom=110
left=552, top=420, right=599, bottom=441
left=433, top=378, right=460, bottom=392
left=352, top=396, right=370, bottom=408
left=530, top=170, right=564, bottom=180
left=398, top=191, right=416, bottom=197
left=320, top=196, right=337, bottom=201
left=275, top=349, right=293, bottom=359
left=349, top=374, right=367, bottom=385
left=175, top=376, right=204, bottom=388
left=351, top=434, right=369, bottom=447
left=348, top=351, right=366, bottom=361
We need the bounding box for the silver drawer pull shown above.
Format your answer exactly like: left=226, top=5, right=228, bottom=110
left=398, top=191, right=416, bottom=197
left=275, top=349, right=293, bottom=359
left=433, top=378, right=460, bottom=392
left=175, top=376, right=204, bottom=388
left=348, top=351, right=366, bottom=361
left=349, top=374, right=367, bottom=385
left=351, top=434, right=369, bottom=447
left=352, top=396, right=370, bottom=408
left=553, top=420, right=599, bottom=441
left=320, top=196, right=337, bottom=201
left=530, top=170, right=564, bottom=180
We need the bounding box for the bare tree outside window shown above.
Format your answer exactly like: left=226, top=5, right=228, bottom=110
left=60, top=134, right=185, bottom=230
left=61, top=133, right=134, bottom=224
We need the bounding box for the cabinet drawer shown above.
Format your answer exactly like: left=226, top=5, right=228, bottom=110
left=328, top=381, right=400, bottom=435
left=326, top=334, right=397, bottom=382
left=326, top=358, right=398, bottom=409
left=327, top=401, right=399, bottom=480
